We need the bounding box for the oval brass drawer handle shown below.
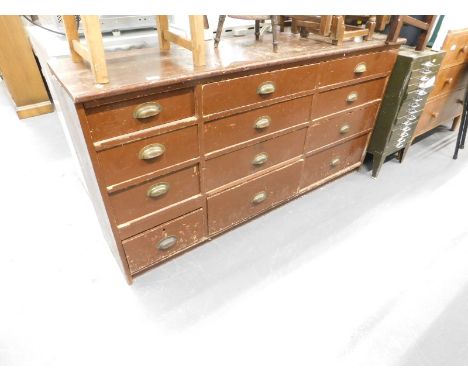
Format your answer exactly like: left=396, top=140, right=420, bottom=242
left=339, top=124, right=351, bottom=134
left=147, top=182, right=170, bottom=198
left=257, top=81, right=276, bottom=95
left=252, top=191, right=267, bottom=204
left=254, top=116, right=271, bottom=130
left=347, top=92, right=358, bottom=103
left=158, top=235, right=177, bottom=251
left=138, top=143, right=166, bottom=160
left=133, top=102, right=162, bottom=119
left=252, top=152, right=269, bottom=166
left=330, top=157, right=341, bottom=167
left=354, top=62, right=367, bottom=74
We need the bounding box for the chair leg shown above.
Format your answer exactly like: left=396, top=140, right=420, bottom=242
left=214, top=15, right=226, bottom=48
left=271, top=16, right=279, bottom=53
left=364, top=16, right=376, bottom=41
left=255, top=20, right=260, bottom=41
left=331, top=16, right=345, bottom=45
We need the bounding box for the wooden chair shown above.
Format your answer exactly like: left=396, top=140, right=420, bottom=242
left=330, top=15, right=376, bottom=45
left=290, top=15, right=333, bottom=38
left=214, top=15, right=279, bottom=52
left=62, top=15, right=206, bottom=84
left=386, top=15, right=437, bottom=51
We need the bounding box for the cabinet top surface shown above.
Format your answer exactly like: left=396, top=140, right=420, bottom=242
left=48, top=32, right=402, bottom=103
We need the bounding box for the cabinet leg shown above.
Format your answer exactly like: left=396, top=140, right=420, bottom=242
left=451, top=114, right=461, bottom=131
left=372, top=153, right=386, bottom=178
left=397, top=145, right=411, bottom=163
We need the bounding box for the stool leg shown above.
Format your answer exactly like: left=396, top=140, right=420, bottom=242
left=214, top=15, right=226, bottom=48
left=255, top=20, right=260, bottom=40
left=271, top=16, right=279, bottom=53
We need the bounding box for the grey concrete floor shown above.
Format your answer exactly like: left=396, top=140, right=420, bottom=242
left=1, top=80, right=467, bottom=369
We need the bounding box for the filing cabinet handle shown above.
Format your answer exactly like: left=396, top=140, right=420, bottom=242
left=257, top=81, right=276, bottom=95
left=354, top=62, right=367, bottom=74
left=347, top=92, right=358, bottom=103
left=252, top=191, right=267, bottom=204
left=147, top=182, right=170, bottom=198
left=339, top=124, right=351, bottom=134
left=139, top=143, right=166, bottom=160
left=431, top=112, right=439, bottom=119
left=252, top=152, right=269, bottom=166
left=330, top=157, right=341, bottom=167
left=133, top=102, right=162, bottom=119
left=254, top=116, right=271, bottom=130
left=158, top=235, right=177, bottom=251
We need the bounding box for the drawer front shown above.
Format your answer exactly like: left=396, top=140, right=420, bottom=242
left=314, top=77, right=387, bottom=119
left=429, top=64, right=468, bottom=99
left=441, top=31, right=468, bottom=68
left=202, top=64, right=319, bottom=115
left=122, top=209, right=206, bottom=274
left=86, top=88, right=195, bottom=142
left=319, top=50, right=397, bottom=87
left=109, top=165, right=200, bottom=225
left=305, top=102, right=379, bottom=153
left=204, top=96, right=312, bottom=154
left=205, top=129, right=306, bottom=191
left=207, top=161, right=302, bottom=235
left=301, top=134, right=368, bottom=189
left=98, top=125, right=199, bottom=188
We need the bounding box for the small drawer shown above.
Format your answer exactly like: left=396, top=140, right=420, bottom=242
left=108, top=165, right=200, bottom=226
left=202, top=64, right=319, bottom=115
left=441, top=31, right=468, bottom=68
left=429, top=64, right=468, bottom=99
left=319, top=50, right=397, bottom=87
left=205, top=129, right=306, bottom=191
left=411, top=54, right=444, bottom=71
left=86, top=88, right=195, bottom=142
left=207, top=161, right=302, bottom=235
left=314, top=77, right=387, bottom=119
left=204, top=96, right=312, bottom=154
left=300, top=134, right=368, bottom=189
left=98, top=125, right=199, bottom=188
left=122, top=209, right=206, bottom=274
left=305, top=103, right=379, bottom=154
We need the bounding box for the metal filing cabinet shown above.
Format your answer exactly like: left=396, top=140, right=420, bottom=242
left=367, top=47, right=445, bottom=177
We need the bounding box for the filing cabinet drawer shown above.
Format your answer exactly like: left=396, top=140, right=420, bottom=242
left=429, top=64, right=468, bottom=99
left=98, top=125, right=199, bottom=188
left=305, top=103, right=379, bottom=153
left=207, top=161, right=302, bottom=235
left=204, top=96, right=312, bottom=154
left=319, top=50, right=396, bottom=87
left=205, top=128, right=306, bottom=191
left=202, top=64, right=319, bottom=115
left=86, top=88, right=195, bottom=142
left=301, top=134, right=368, bottom=189
left=314, top=77, right=386, bottom=119
left=122, top=209, right=206, bottom=274
left=108, top=165, right=200, bottom=225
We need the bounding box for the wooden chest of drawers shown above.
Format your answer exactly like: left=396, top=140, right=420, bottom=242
left=49, top=34, right=400, bottom=283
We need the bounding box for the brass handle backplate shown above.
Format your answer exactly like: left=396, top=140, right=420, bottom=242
left=252, top=152, right=269, bottom=166
left=138, top=143, right=166, bottom=160
left=347, top=92, right=358, bottom=103
left=158, top=236, right=177, bottom=251
left=252, top=191, right=267, bottom=204
left=257, top=81, right=276, bottom=95
left=133, top=102, right=162, bottom=119
left=330, top=157, right=341, bottom=167
left=147, top=182, right=170, bottom=198
left=254, top=116, right=271, bottom=130
left=339, top=124, right=351, bottom=134
left=354, top=62, right=367, bottom=74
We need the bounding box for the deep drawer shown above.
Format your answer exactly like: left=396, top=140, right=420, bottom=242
left=202, top=64, right=319, bottom=115
left=205, top=128, right=306, bottom=191
left=314, top=77, right=387, bottom=119
left=428, top=64, right=468, bottom=99
left=122, top=209, right=206, bottom=275
left=86, top=88, right=195, bottom=142
left=305, top=102, right=379, bottom=154
left=301, top=134, right=368, bottom=189
left=98, top=125, right=199, bottom=189
left=204, top=96, right=312, bottom=154
left=440, top=30, right=468, bottom=68
left=207, top=161, right=302, bottom=235
left=319, top=50, right=396, bottom=87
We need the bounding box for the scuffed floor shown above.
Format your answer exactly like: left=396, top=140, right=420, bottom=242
left=1, top=79, right=467, bottom=368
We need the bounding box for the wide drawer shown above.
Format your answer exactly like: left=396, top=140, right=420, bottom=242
left=429, top=64, right=468, bottom=99
left=202, top=64, right=319, bottom=115
left=314, top=77, right=387, bottom=119
left=441, top=31, right=468, bottom=68
left=301, top=134, right=368, bottom=189
left=122, top=209, right=206, bottom=275
left=305, top=102, right=379, bottom=154
left=205, top=128, right=306, bottom=191
left=204, top=96, right=312, bottom=154
left=86, top=88, right=195, bottom=142
left=319, top=50, right=396, bottom=87
left=207, top=161, right=302, bottom=235
left=108, top=165, right=200, bottom=226
left=98, top=125, right=199, bottom=189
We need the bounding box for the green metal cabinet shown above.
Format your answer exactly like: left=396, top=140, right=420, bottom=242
left=367, top=47, right=445, bottom=177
